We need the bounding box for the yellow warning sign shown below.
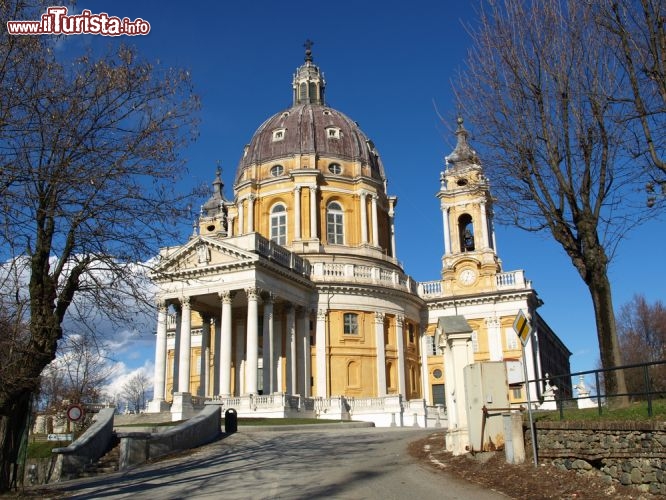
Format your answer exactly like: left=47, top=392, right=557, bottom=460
left=513, top=310, right=532, bottom=345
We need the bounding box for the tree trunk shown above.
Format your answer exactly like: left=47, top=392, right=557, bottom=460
left=0, top=391, right=31, bottom=492
left=587, top=269, right=629, bottom=407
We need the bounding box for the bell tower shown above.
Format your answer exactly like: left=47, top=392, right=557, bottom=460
left=437, top=118, right=501, bottom=295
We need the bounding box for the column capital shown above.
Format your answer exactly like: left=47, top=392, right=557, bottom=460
left=317, top=309, right=327, bottom=321
left=396, top=315, right=404, bottom=327
left=156, top=300, right=168, bottom=312
left=309, top=185, right=318, bottom=193
left=374, top=311, right=385, bottom=324
left=245, top=286, right=259, bottom=301
left=260, top=291, right=275, bottom=304
left=294, top=185, right=302, bottom=193
left=180, top=296, right=191, bottom=309
left=218, top=290, right=234, bottom=304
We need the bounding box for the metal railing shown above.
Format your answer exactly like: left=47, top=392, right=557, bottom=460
left=529, top=359, right=666, bottom=419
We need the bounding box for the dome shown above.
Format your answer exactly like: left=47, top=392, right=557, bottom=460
left=235, top=103, right=385, bottom=183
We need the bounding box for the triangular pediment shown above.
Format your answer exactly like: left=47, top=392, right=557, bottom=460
left=152, top=236, right=258, bottom=276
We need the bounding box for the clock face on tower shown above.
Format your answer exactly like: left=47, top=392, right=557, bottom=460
left=459, top=268, right=477, bottom=286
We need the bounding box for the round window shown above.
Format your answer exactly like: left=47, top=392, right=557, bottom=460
left=328, top=163, right=342, bottom=175
left=270, top=164, right=284, bottom=177
left=456, top=178, right=468, bottom=186
left=433, top=369, right=443, bottom=379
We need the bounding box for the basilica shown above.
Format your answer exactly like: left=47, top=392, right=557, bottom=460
left=147, top=48, right=571, bottom=426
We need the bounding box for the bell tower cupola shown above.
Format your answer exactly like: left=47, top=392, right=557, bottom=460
left=198, top=166, right=230, bottom=238
left=292, top=39, right=326, bottom=106
left=437, top=118, right=501, bottom=293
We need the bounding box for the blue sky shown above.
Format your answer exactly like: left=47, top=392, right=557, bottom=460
left=23, top=1, right=665, bottom=382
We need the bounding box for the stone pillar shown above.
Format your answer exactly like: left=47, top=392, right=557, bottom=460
left=315, top=309, right=327, bottom=397
left=302, top=310, right=311, bottom=397
left=235, top=319, right=245, bottom=396
left=274, top=309, right=283, bottom=392
left=219, top=291, right=233, bottom=397
left=309, top=186, right=318, bottom=239
left=359, top=191, right=368, bottom=244
left=480, top=202, right=490, bottom=248
left=262, top=295, right=274, bottom=394
left=148, top=301, right=169, bottom=412
left=247, top=195, right=255, bottom=233
left=442, top=329, right=474, bottom=455
left=442, top=207, right=451, bottom=255
left=396, top=315, right=406, bottom=399
left=177, top=297, right=192, bottom=394
left=199, top=314, right=211, bottom=397
left=286, top=305, right=296, bottom=394
left=486, top=316, right=502, bottom=362
left=245, top=287, right=259, bottom=395
left=371, top=194, right=379, bottom=246
left=294, top=187, right=302, bottom=240
left=375, top=312, right=387, bottom=396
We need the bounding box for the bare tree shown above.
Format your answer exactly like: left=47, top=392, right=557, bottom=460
left=453, top=0, right=662, bottom=402
left=616, top=294, right=666, bottom=397
left=121, top=372, right=150, bottom=413
left=599, top=0, right=666, bottom=182
left=0, top=1, right=199, bottom=491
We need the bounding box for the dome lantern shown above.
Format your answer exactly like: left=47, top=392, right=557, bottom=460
left=292, top=39, right=325, bottom=106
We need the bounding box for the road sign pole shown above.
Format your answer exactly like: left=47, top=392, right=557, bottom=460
left=522, top=342, right=538, bottom=467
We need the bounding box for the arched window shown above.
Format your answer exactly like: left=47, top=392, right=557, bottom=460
left=299, top=82, right=307, bottom=101
left=327, top=201, right=344, bottom=244
left=458, top=213, right=475, bottom=252
left=270, top=204, right=287, bottom=245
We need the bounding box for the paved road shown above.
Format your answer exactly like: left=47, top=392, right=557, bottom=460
left=40, top=427, right=506, bottom=499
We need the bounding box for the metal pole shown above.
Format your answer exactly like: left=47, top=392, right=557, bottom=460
left=522, top=343, right=538, bottom=467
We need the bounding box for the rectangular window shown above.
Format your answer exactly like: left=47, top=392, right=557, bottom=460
left=505, top=328, right=518, bottom=350
left=343, top=313, right=358, bottom=335
left=425, top=335, right=437, bottom=355
left=327, top=213, right=343, bottom=244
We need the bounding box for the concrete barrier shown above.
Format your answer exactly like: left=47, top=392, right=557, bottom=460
left=51, top=407, right=115, bottom=481
left=118, top=405, right=221, bottom=470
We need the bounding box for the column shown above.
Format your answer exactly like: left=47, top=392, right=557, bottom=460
left=199, top=314, right=211, bottom=397
left=396, top=315, right=406, bottom=399
left=294, top=187, right=302, bottom=240
left=228, top=215, right=235, bottom=237
left=219, top=291, right=233, bottom=397
left=235, top=319, right=245, bottom=395
left=262, top=295, right=274, bottom=394
left=302, top=310, right=311, bottom=397
left=172, top=305, right=181, bottom=393
left=150, top=301, right=168, bottom=409
left=246, top=287, right=259, bottom=395
left=309, top=186, right=318, bottom=239
left=238, top=199, right=244, bottom=235
left=213, top=317, right=221, bottom=395
left=286, top=305, right=296, bottom=394
left=442, top=207, right=451, bottom=255
left=315, top=309, right=327, bottom=397
left=480, top=202, right=490, bottom=248
left=247, top=195, right=255, bottom=232
left=371, top=194, right=379, bottom=246
left=388, top=201, right=397, bottom=258
left=274, top=310, right=284, bottom=392
left=375, top=312, right=387, bottom=396
left=178, top=297, right=192, bottom=394
left=359, top=191, right=368, bottom=244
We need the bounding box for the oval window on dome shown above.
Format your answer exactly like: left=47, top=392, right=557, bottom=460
left=328, top=163, right=342, bottom=175
left=270, top=164, right=284, bottom=177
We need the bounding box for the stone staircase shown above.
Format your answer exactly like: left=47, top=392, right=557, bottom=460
left=80, top=434, right=120, bottom=478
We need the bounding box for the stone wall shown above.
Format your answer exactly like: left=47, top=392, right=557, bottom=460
left=51, top=407, right=116, bottom=481
left=531, top=420, right=666, bottom=495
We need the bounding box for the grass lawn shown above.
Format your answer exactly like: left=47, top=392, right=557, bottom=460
left=532, top=398, right=666, bottom=422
